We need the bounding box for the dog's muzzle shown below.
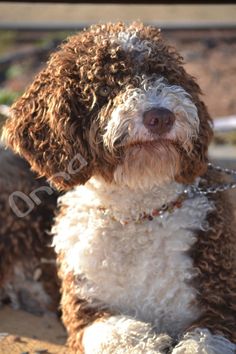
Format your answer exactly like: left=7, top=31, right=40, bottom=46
left=143, top=107, right=175, bottom=135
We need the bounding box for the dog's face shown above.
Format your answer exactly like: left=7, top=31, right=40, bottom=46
left=3, top=22, right=213, bottom=190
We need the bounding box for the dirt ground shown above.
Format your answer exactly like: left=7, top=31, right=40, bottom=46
left=0, top=307, right=68, bottom=353
left=0, top=11, right=236, bottom=354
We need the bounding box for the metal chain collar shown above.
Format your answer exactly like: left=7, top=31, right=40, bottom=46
left=185, top=162, right=236, bottom=196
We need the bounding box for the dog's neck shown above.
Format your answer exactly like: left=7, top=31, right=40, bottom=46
left=86, top=176, right=188, bottom=223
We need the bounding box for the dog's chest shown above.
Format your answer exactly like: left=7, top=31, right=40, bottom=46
left=54, top=182, right=213, bottom=337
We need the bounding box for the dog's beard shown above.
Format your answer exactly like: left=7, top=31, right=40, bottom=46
left=113, top=140, right=181, bottom=190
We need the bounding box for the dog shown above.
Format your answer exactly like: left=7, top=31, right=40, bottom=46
left=0, top=145, right=59, bottom=315
left=3, top=22, right=236, bottom=353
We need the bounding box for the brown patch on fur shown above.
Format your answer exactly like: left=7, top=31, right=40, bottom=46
left=187, top=169, right=236, bottom=342
left=3, top=22, right=212, bottom=190
left=40, top=260, right=61, bottom=313
left=58, top=254, right=112, bottom=353
left=174, top=132, right=212, bottom=184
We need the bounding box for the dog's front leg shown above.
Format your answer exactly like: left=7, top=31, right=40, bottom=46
left=172, top=328, right=236, bottom=354
left=82, top=315, right=173, bottom=354
left=59, top=268, right=172, bottom=353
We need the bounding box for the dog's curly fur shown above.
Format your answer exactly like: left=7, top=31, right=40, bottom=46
left=3, top=22, right=236, bottom=353
left=4, top=22, right=211, bottom=190
left=0, top=146, right=60, bottom=314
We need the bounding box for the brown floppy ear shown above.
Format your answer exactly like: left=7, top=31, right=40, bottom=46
left=3, top=52, right=94, bottom=191
left=175, top=99, right=213, bottom=184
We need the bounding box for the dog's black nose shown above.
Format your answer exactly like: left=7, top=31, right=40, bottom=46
left=143, top=107, right=175, bottom=135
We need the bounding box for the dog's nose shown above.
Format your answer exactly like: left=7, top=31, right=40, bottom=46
left=143, top=107, right=175, bottom=135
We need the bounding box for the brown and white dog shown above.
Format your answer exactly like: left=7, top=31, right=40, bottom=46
left=3, top=22, right=236, bottom=353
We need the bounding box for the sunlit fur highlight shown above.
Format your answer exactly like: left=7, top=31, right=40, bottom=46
left=113, top=142, right=180, bottom=189
left=112, top=28, right=154, bottom=60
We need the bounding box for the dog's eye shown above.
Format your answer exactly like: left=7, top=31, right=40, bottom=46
left=99, top=85, right=111, bottom=97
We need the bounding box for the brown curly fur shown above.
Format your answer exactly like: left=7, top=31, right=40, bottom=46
left=188, top=170, right=236, bottom=343
left=58, top=254, right=112, bottom=353
left=0, top=147, right=60, bottom=314
left=2, top=22, right=235, bottom=351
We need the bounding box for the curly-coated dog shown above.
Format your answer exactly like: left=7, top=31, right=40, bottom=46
left=0, top=145, right=59, bottom=314
left=3, top=22, right=236, bottom=353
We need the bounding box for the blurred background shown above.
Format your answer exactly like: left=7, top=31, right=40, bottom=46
left=0, top=3, right=236, bottom=354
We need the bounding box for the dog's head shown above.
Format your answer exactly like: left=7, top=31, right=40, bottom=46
left=3, top=22, right=213, bottom=190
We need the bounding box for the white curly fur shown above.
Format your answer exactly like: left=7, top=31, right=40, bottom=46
left=172, top=328, right=236, bottom=354
left=103, top=75, right=199, bottom=153
left=82, top=315, right=172, bottom=354
left=53, top=178, right=214, bottom=340
left=114, top=29, right=153, bottom=58
left=101, top=75, right=200, bottom=189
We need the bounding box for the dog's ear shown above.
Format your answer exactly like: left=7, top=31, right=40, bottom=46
left=175, top=99, right=213, bottom=184
left=3, top=52, right=94, bottom=191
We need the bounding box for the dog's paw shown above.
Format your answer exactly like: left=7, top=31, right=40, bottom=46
left=82, top=316, right=173, bottom=353
left=172, top=328, right=236, bottom=354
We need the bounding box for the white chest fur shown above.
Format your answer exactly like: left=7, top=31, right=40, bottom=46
left=53, top=178, right=214, bottom=338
